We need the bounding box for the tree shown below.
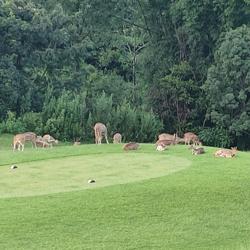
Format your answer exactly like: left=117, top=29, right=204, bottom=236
left=205, top=25, right=250, bottom=148
left=150, top=62, right=202, bottom=133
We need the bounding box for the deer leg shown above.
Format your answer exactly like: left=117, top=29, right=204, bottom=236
left=105, top=134, right=109, bottom=144
left=17, top=142, right=21, bottom=151
left=95, top=130, right=98, bottom=144
left=19, top=142, right=24, bottom=151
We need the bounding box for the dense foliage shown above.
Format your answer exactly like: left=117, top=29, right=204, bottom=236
left=0, top=0, right=249, bottom=147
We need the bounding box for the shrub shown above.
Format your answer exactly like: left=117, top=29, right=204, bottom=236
left=21, top=112, right=43, bottom=135
left=0, top=111, right=25, bottom=134
left=198, top=127, right=232, bottom=148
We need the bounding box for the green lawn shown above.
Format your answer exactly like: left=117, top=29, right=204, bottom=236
left=0, top=134, right=250, bottom=249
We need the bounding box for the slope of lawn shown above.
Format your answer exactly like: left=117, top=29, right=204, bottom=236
left=1, top=134, right=250, bottom=249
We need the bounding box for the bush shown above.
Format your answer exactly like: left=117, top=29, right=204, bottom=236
left=111, top=101, right=163, bottom=142
left=42, top=90, right=86, bottom=141
left=198, top=127, right=232, bottom=148
left=21, top=112, right=43, bottom=135
left=0, top=111, right=25, bottom=134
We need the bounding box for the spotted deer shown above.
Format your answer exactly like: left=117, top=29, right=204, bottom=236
left=123, top=142, right=139, bottom=151
left=13, top=132, right=37, bottom=151
left=36, top=136, right=50, bottom=148
left=214, top=147, right=237, bottom=158
left=94, top=123, right=109, bottom=144
left=184, top=132, right=200, bottom=146
left=158, top=133, right=177, bottom=145
left=156, top=144, right=167, bottom=151
left=191, top=146, right=205, bottom=155
left=156, top=139, right=174, bottom=147
left=113, top=133, right=122, bottom=144
left=42, top=134, right=58, bottom=148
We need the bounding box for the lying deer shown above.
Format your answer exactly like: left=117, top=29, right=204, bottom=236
left=156, top=139, right=174, bottom=147
left=158, top=133, right=177, bottom=144
left=191, top=146, right=205, bottom=155
left=73, top=137, right=81, bottom=146
left=214, top=147, right=237, bottom=158
left=123, top=142, right=139, bottom=151
left=156, top=144, right=167, bottom=151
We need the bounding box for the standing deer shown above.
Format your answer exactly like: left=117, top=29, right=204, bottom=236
left=113, top=133, right=122, bottom=144
left=94, top=123, right=109, bottom=144
left=184, top=132, right=200, bottom=146
left=13, top=132, right=37, bottom=151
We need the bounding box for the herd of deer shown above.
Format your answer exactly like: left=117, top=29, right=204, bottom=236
left=94, top=123, right=238, bottom=158
left=12, top=132, right=58, bottom=151
left=11, top=122, right=237, bottom=158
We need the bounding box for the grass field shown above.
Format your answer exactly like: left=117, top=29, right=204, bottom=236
left=1, top=134, right=250, bottom=249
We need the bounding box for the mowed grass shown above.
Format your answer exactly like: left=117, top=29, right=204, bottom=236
left=1, top=134, right=250, bottom=249
left=0, top=153, right=190, bottom=198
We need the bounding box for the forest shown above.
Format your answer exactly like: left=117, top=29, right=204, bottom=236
left=0, top=0, right=249, bottom=148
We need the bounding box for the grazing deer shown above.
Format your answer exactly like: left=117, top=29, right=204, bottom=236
left=94, top=123, right=109, bottom=144
left=214, top=147, right=237, bottom=158
left=42, top=134, right=58, bottom=148
left=123, top=142, right=139, bottom=151
left=184, top=132, right=200, bottom=145
left=13, top=137, right=24, bottom=151
left=113, top=133, right=122, bottom=144
left=13, top=132, right=37, bottom=151
left=36, top=136, right=50, bottom=148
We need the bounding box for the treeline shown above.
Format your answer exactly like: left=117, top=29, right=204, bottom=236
left=0, top=0, right=249, bottom=147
